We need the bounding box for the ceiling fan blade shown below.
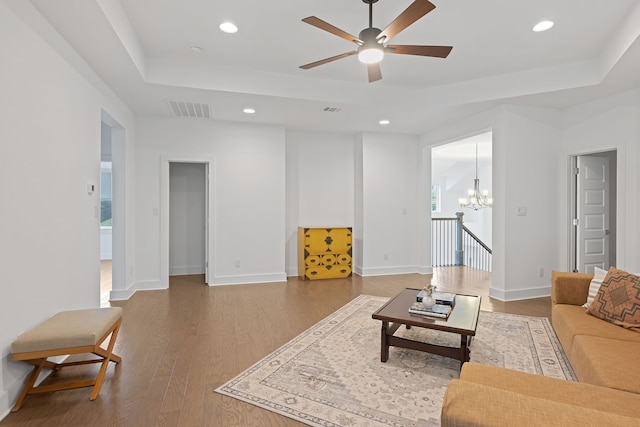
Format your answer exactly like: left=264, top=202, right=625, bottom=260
left=377, top=0, right=436, bottom=42
left=367, top=63, right=382, bottom=83
left=299, top=51, right=357, bottom=70
left=386, top=45, right=452, bottom=58
left=302, top=16, right=363, bottom=45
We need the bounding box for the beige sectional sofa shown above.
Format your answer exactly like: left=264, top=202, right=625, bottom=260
left=441, top=271, right=640, bottom=426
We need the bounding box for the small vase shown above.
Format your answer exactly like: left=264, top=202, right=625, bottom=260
left=422, top=295, right=436, bottom=309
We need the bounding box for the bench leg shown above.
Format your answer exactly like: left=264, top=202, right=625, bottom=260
left=12, top=359, right=46, bottom=412
left=90, top=321, right=121, bottom=400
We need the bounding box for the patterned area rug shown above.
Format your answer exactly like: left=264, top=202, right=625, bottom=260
left=216, top=295, right=575, bottom=426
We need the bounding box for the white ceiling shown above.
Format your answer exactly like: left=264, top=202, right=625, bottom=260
left=16, top=0, right=640, bottom=134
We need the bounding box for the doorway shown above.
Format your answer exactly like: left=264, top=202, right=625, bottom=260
left=570, top=151, right=617, bottom=273
left=100, top=121, right=113, bottom=306
left=431, top=131, right=493, bottom=269
left=169, top=162, right=208, bottom=281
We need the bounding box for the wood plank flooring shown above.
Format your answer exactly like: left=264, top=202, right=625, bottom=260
left=1, top=268, right=551, bottom=426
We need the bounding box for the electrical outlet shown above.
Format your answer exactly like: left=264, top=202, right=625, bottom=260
left=538, top=266, right=544, bottom=277
left=235, top=258, right=240, bottom=268
left=383, top=252, right=389, bottom=261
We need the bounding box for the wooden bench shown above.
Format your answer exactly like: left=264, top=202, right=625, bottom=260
left=10, top=307, right=123, bottom=412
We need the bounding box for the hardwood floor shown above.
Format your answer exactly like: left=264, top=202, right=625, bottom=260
left=1, top=268, right=551, bottom=426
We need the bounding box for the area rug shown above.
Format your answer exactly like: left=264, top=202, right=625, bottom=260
left=216, top=294, right=576, bottom=426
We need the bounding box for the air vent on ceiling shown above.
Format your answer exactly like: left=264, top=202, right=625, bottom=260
left=323, top=106, right=342, bottom=113
left=168, top=100, right=212, bottom=119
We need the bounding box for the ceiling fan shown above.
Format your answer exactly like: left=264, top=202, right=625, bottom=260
left=299, top=0, right=452, bottom=83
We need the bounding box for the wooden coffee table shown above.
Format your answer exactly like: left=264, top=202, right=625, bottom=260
left=372, top=288, right=481, bottom=366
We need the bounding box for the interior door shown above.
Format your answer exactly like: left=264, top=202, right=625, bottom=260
left=576, top=155, right=610, bottom=273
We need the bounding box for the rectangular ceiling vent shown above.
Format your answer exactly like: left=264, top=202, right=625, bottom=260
left=168, top=100, right=212, bottom=119
left=323, top=106, right=342, bottom=113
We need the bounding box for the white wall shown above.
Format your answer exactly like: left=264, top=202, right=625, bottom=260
left=498, top=106, right=563, bottom=300
left=169, top=163, right=206, bottom=275
left=135, top=116, right=287, bottom=287
left=285, top=131, right=356, bottom=276
left=0, top=2, right=135, bottom=416
left=360, top=133, right=427, bottom=276
left=560, top=89, right=640, bottom=274
left=421, top=106, right=563, bottom=300
left=100, top=228, right=113, bottom=259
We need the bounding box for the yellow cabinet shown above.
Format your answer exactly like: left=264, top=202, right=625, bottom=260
left=298, top=227, right=353, bottom=280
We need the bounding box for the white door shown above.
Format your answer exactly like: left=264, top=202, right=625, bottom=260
left=576, top=155, right=610, bottom=273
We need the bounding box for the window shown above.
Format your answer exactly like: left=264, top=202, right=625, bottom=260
left=431, top=184, right=441, bottom=212
left=100, top=162, right=112, bottom=226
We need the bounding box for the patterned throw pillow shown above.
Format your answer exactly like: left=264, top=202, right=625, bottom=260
left=582, top=267, right=608, bottom=308
left=588, top=267, right=640, bottom=332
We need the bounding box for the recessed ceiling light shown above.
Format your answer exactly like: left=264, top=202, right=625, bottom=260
left=243, top=108, right=256, bottom=114
left=219, top=22, right=238, bottom=34
left=379, top=119, right=390, bottom=125
left=189, top=45, right=202, bottom=53
left=532, top=20, right=554, bottom=32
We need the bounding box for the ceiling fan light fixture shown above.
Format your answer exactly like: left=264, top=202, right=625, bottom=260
left=219, top=21, right=238, bottom=34
left=358, top=47, right=384, bottom=64
left=532, top=20, right=554, bottom=32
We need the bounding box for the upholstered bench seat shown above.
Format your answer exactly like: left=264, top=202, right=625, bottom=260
left=11, top=307, right=123, bottom=412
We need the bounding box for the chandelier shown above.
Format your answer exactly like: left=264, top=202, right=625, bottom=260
left=459, top=143, right=493, bottom=210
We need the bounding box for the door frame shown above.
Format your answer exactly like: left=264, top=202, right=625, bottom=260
left=568, top=149, right=617, bottom=273
left=100, top=110, right=126, bottom=302
left=160, top=156, right=215, bottom=286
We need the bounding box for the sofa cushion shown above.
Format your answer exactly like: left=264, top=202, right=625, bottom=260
left=571, top=335, right=640, bottom=394
left=441, top=380, right=640, bottom=427
left=582, top=266, right=608, bottom=308
left=458, top=363, right=640, bottom=419
left=552, top=304, right=640, bottom=360
left=588, top=267, right=640, bottom=331
left=551, top=271, right=593, bottom=306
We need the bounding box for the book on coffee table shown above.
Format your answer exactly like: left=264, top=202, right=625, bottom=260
left=408, top=302, right=452, bottom=319
left=416, top=290, right=456, bottom=306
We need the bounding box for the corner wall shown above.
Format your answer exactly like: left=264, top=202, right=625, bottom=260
left=560, top=89, right=640, bottom=273
left=0, top=3, right=135, bottom=416
left=135, top=116, right=287, bottom=287
left=420, top=106, right=563, bottom=301
left=285, top=131, right=356, bottom=277
left=360, top=133, right=425, bottom=276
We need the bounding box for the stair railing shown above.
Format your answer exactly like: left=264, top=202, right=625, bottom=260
left=431, top=212, right=492, bottom=272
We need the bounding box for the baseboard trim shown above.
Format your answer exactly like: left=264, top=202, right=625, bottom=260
left=359, top=265, right=429, bottom=277
left=109, top=281, right=167, bottom=301
left=109, top=287, right=136, bottom=301
left=209, top=273, right=287, bottom=286
left=0, top=390, right=10, bottom=422
left=169, top=265, right=205, bottom=276
left=489, top=286, right=551, bottom=302
left=0, top=355, right=69, bottom=420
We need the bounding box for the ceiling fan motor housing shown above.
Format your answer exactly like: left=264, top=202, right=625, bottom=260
left=359, top=27, right=383, bottom=45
